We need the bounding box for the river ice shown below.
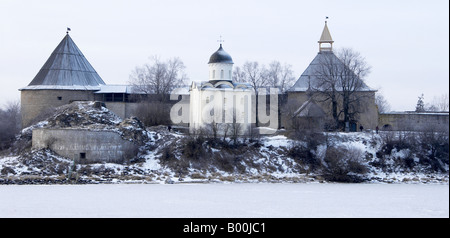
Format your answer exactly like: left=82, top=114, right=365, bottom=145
left=0, top=183, right=448, bottom=218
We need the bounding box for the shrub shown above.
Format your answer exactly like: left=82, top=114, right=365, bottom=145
left=376, top=128, right=449, bottom=173
left=182, top=136, right=206, bottom=160
left=288, top=130, right=327, bottom=173
left=288, top=145, right=321, bottom=171
left=417, top=127, right=449, bottom=172
left=1, top=166, right=16, bottom=176
left=322, top=146, right=368, bottom=183
left=213, top=153, right=234, bottom=173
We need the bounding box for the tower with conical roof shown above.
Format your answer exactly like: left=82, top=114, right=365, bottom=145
left=284, top=20, right=378, bottom=131
left=289, top=20, right=372, bottom=92
left=19, top=32, right=106, bottom=127
left=26, top=33, right=105, bottom=87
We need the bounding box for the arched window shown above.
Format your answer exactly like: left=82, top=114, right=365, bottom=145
left=221, top=70, right=224, bottom=79
left=213, top=70, right=215, bottom=79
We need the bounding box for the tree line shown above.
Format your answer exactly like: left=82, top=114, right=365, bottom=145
left=415, top=93, right=449, bottom=112
left=128, top=56, right=297, bottom=97
left=0, top=101, right=21, bottom=151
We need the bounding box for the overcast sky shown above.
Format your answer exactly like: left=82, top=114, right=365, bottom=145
left=1, top=0, right=448, bottom=111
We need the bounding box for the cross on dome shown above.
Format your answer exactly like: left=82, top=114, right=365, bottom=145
left=217, top=35, right=225, bottom=46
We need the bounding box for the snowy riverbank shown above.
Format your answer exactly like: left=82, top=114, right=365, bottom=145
left=1, top=102, right=448, bottom=185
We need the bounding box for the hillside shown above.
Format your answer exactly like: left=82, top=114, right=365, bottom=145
left=0, top=102, right=448, bottom=184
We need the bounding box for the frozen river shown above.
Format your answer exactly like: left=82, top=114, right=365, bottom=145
left=0, top=183, right=448, bottom=218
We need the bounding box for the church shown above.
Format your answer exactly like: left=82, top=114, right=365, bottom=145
left=189, top=44, right=253, bottom=135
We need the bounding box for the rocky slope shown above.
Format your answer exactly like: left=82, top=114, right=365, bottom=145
left=0, top=101, right=448, bottom=184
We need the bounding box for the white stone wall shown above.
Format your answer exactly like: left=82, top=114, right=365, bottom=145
left=208, top=63, right=233, bottom=81
left=190, top=87, right=252, bottom=135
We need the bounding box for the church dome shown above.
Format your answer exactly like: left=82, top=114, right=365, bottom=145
left=208, top=44, right=233, bottom=64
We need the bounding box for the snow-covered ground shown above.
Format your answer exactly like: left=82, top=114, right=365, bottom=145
left=0, top=183, right=447, bottom=218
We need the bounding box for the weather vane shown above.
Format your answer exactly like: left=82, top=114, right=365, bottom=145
left=325, top=16, right=329, bottom=23
left=66, top=27, right=71, bottom=34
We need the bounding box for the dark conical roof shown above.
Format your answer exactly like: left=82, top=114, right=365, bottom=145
left=288, top=51, right=372, bottom=92
left=26, top=34, right=105, bottom=88
left=208, top=44, right=233, bottom=64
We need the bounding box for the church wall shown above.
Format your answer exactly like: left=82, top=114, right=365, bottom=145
left=190, top=87, right=252, bottom=135
left=208, top=63, right=233, bottom=81
left=21, top=90, right=96, bottom=127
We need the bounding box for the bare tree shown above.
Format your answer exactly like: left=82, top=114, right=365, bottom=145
left=129, top=56, right=188, bottom=102
left=204, top=121, right=220, bottom=141
left=241, top=61, right=268, bottom=126
left=232, top=66, right=247, bottom=83
left=266, top=61, right=296, bottom=94
left=229, top=109, right=243, bottom=145
left=336, top=48, right=371, bottom=129
left=241, top=61, right=268, bottom=92
left=310, top=52, right=341, bottom=128
left=311, top=48, right=371, bottom=130
left=415, top=93, right=449, bottom=112
left=427, top=93, right=449, bottom=112
left=375, top=92, right=391, bottom=113
left=128, top=56, right=188, bottom=126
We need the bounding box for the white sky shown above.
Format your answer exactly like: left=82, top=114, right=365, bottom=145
left=0, top=0, right=448, bottom=111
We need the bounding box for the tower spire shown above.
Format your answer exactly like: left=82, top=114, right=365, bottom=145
left=318, top=18, right=334, bottom=52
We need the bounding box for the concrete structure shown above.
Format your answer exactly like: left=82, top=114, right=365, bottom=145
left=32, top=128, right=138, bottom=164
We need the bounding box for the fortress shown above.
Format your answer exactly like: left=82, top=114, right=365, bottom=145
left=20, top=22, right=448, bottom=134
